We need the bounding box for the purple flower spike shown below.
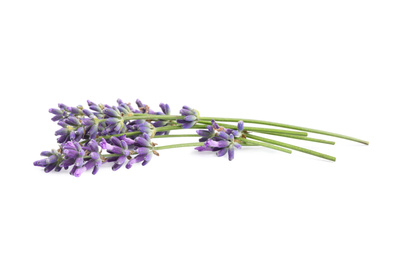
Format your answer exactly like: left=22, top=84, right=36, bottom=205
left=33, top=149, right=63, bottom=173
left=62, top=141, right=86, bottom=174
left=102, top=137, right=131, bottom=171
left=153, top=103, right=171, bottom=135
left=238, top=121, right=244, bottom=132
left=177, top=106, right=199, bottom=129
left=126, top=133, right=155, bottom=169
left=195, top=123, right=242, bottom=161
left=134, top=99, right=155, bottom=114
left=196, top=125, right=215, bottom=142
left=102, top=106, right=126, bottom=135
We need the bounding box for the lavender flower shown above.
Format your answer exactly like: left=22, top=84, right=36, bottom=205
left=126, top=133, right=156, bottom=168
left=196, top=125, right=215, bottom=142
left=134, top=99, right=155, bottom=114
left=81, top=140, right=103, bottom=175
left=153, top=103, right=171, bottom=135
left=102, top=106, right=126, bottom=135
left=87, top=100, right=104, bottom=119
left=100, top=137, right=131, bottom=171
left=33, top=150, right=63, bottom=173
left=60, top=141, right=86, bottom=177
left=55, top=117, right=84, bottom=143
left=195, top=120, right=243, bottom=161
left=177, top=106, right=199, bottom=128
left=81, top=109, right=100, bottom=139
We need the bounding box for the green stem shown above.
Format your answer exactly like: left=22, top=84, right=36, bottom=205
left=245, top=133, right=336, bottom=162
left=199, top=117, right=369, bottom=145
left=153, top=134, right=199, bottom=138
left=262, top=132, right=335, bottom=145
left=241, top=139, right=292, bottom=154
left=197, top=120, right=307, bottom=136
left=154, top=142, right=204, bottom=151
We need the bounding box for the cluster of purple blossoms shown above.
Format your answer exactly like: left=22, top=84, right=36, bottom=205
left=33, top=150, right=63, bottom=173
left=177, top=106, right=199, bottom=128
left=153, top=103, right=171, bottom=135
left=50, top=99, right=174, bottom=145
left=196, top=120, right=244, bottom=161
left=99, top=133, right=156, bottom=170
left=33, top=140, right=103, bottom=177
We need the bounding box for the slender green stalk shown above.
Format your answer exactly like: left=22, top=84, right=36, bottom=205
left=241, top=139, right=292, bottom=154
left=153, top=134, right=199, bottom=138
left=197, top=120, right=307, bottom=136
left=154, top=142, right=204, bottom=151
left=245, top=133, right=336, bottom=161
left=262, top=132, right=335, bottom=145
left=199, top=117, right=369, bottom=145
left=124, top=115, right=185, bottom=121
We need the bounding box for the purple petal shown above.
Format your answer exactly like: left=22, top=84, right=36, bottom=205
left=185, top=115, right=197, bottom=122
left=237, top=121, right=244, bottom=131
left=181, top=122, right=196, bottom=129
left=228, top=146, right=235, bottom=161
left=112, top=163, right=124, bottom=171
left=111, top=146, right=124, bottom=155
left=44, top=163, right=57, bottom=173
left=40, top=151, right=53, bottom=157
left=136, top=147, right=150, bottom=155
left=130, top=154, right=147, bottom=164
left=234, top=143, right=242, bottom=149
left=216, top=148, right=228, bottom=157
left=33, top=159, right=47, bottom=167
left=73, top=166, right=86, bottom=177
left=100, top=138, right=113, bottom=150
left=92, top=165, right=100, bottom=175
left=211, top=120, right=220, bottom=129
left=180, top=109, right=194, bottom=116
left=135, top=136, right=151, bottom=147
left=45, top=155, right=58, bottom=164
left=55, top=128, right=69, bottom=136
left=90, top=152, right=100, bottom=160
left=64, top=149, right=78, bottom=158
left=218, top=132, right=230, bottom=140
left=110, top=136, right=122, bottom=147
left=196, top=130, right=211, bottom=137
left=116, top=155, right=126, bottom=165
left=49, top=108, right=62, bottom=115
left=51, top=115, right=63, bottom=121
left=75, top=157, right=84, bottom=167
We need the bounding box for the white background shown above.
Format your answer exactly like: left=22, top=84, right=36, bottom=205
left=1, top=1, right=402, bottom=259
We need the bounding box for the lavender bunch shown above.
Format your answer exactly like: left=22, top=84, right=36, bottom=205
left=34, top=98, right=369, bottom=177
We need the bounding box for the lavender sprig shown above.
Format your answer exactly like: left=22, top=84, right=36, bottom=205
left=195, top=120, right=243, bottom=161
left=177, top=106, right=199, bottom=128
